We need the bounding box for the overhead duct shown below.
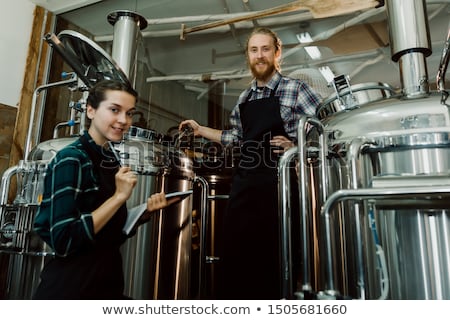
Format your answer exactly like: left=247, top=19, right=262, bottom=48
left=386, top=0, right=431, bottom=98
left=107, top=10, right=148, bottom=84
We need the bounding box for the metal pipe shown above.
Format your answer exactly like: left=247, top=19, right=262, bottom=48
left=278, top=145, right=298, bottom=299
left=296, top=116, right=325, bottom=295
left=320, top=183, right=450, bottom=297
left=107, top=10, right=147, bottom=82
left=348, top=138, right=377, bottom=299
left=52, top=121, right=81, bottom=139
left=386, top=0, right=431, bottom=98
left=194, top=175, right=209, bottom=298
left=0, top=166, right=18, bottom=206
left=24, top=75, right=78, bottom=160
left=437, top=26, right=450, bottom=105
left=180, top=0, right=381, bottom=39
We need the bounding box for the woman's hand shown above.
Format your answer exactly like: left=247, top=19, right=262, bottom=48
left=146, top=191, right=187, bottom=213
left=270, top=135, right=295, bottom=154
left=146, top=192, right=168, bottom=212
left=114, top=167, right=137, bottom=202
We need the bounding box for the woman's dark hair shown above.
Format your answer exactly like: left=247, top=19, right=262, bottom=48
left=87, top=80, right=138, bottom=109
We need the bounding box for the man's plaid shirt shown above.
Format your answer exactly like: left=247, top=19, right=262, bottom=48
left=221, top=71, right=320, bottom=146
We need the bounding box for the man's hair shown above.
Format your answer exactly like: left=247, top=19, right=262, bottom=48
left=245, top=27, right=282, bottom=71
left=87, top=80, right=138, bottom=109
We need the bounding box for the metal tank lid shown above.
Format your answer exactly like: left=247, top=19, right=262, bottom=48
left=317, top=81, right=399, bottom=120
left=322, top=93, right=450, bottom=146
left=45, top=30, right=131, bottom=88
left=28, top=137, right=78, bottom=162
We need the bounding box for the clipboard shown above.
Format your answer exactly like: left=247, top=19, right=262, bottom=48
left=123, top=190, right=193, bottom=235
left=165, top=190, right=193, bottom=200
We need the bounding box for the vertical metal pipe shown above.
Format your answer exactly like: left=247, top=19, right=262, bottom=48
left=107, top=10, right=148, bottom=82
left=278, top=146, right=298, bottom=298
left=295, top=116, right=325, bottom=295
left=348, top=138, right=376, bottom=299
left=0, top=166, right=18, bottom=206
left=437, top=26, right=450, bottom=105
left=23, top=77, right=78, bottom=160
left=195, top=175, right=209, bottom=298
left=386, top=0, right=431, bottom=98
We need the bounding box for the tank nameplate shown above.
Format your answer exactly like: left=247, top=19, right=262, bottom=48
left=400, top=113, right=447, bottom=129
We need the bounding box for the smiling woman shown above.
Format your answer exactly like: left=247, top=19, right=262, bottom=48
left=31, top=80, right=170, bottom=299
left=85, top=82, right=137, bottom=145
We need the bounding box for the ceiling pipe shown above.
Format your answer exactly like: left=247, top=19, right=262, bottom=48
left=107, top=10, right=147, bottom=82
left=180, top=0, right=382, bottom=40
left=348, top=3, right=447, bottom=80
left=91, top=1, right=450, bottom=42
left=94, top=11, right=315, bottom=42
left=283, top=6, right=385, bottom=59
left=144, top=2, right=446, bottom=86
left=387, top=0, right=431, bottom=98
left=146, top=50, right=383, bottom=85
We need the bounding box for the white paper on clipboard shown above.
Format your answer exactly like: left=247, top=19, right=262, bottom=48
left=123, top=190, right=193, bottom=235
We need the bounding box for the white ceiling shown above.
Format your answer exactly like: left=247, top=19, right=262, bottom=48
left=30, top=0, right=450, bottom=102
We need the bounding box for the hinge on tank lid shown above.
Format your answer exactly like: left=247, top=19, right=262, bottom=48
left=437, top=26, right=449, bottom=106
left=330, top=74, right=355, bottom=107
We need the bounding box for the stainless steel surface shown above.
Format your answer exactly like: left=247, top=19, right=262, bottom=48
left=195, top=175, right=209, bottom=299
left=321, top=93, right=450, bottom=144
left=24, top=75, right=78, bottom=160
left=317, top=97, right=450, bottom=299
left=191, top=162, right=232, bottom=299
left=278, top=146, right=297, bottom=299
left=320, top=183, right=450, bottom=299
left=387, top=0, right=431, bottom=98
left=398, top=51, right=430, bottom=98
left=27, top=137, right=76, bottom=162
left=47, top=30, right=132, bottom=88
left=317, top=82, right=398, bottom=120
left=117, top=136, right=195, bottom=299
left=285, top=0, right=450, bottom=300
left=437, top=26, right=450, bottom=105
left=1, top=185, right=54, bottom=299
left=108, top=10, right=147, bottom=80
left=386, top=0, right=431, bottom=62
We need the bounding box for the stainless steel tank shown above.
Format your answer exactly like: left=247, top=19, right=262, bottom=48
left=284, top=0, right=450, bottom=300
left=189, top=142, right=234, bottom=299
left=318, top=92, right=450, bottom=300
left=0, top=161, right=54, bottom=299
left=117, top=127, right=195, bottom=299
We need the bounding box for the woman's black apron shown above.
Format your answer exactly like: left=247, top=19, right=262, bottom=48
left=219, top=84, right=287, bottom=299
left=33, top=136, right=129, bottom=299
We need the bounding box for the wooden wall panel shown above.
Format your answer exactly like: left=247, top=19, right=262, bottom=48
left=0, top=104, right=17, bottom=176
left=10, top=6, right=54, bottom=167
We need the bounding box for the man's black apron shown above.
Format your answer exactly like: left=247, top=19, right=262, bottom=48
left=33, top=135, right=129, bottom=299
left=219, top=84, right=287, bottom=299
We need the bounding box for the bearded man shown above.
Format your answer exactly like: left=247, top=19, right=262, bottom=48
left=180, top=27, right=321, bottom=299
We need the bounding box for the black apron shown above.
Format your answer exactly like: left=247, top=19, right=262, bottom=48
left=219, top=84, right=287, bottom=299
left=33, top=135, right=129, bottom=299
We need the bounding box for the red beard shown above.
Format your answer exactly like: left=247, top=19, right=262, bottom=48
left=250, top=59, right=276, bottom=81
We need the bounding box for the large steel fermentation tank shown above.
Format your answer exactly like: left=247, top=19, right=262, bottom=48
left=0, top=160, right=54, bottom=299
left=188, top=140, right=234, bottom=299
left=285, top=0, right=450, bottom=300
left=118, top=127, right=195, bottom=299
left=317, top=92, right=450, bottom=300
